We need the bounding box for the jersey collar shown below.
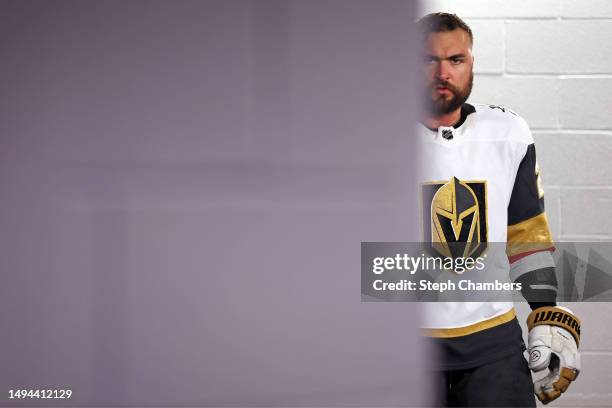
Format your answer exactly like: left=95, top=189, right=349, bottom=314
left=422, top=103, right=476, bottom=131
left=420, top=103, right=476, bottom=143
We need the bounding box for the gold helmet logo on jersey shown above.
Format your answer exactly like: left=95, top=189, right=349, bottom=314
left=422, top=177, right=488, bottom=261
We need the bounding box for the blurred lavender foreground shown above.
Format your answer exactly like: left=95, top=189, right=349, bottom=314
left=0, top=0, right=427, bottom=406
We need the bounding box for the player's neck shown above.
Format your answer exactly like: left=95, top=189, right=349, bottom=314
left=421, top=108, right=462, bottom=130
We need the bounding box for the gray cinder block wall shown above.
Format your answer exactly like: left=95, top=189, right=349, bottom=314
left=420, top=1, right=612, bottom=406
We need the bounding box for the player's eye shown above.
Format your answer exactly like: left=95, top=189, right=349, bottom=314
left=450, top=58, right=464, bottom=65
left=423, top=57, right=436, bottom=65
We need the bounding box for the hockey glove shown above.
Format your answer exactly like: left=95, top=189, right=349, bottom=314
left=526, top=306, right=581, bottom=404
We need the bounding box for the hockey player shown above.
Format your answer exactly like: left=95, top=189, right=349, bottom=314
left=416, top=13, right=581, bottom=407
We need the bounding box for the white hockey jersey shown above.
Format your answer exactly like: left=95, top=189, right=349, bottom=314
left=416, top=103, right=554, bottom=338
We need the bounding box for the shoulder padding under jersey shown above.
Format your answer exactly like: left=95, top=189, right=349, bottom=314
left=471, top=103, right=534, bottom=145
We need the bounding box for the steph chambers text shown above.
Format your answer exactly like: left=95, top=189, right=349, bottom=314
left=372, top=279, right=522, bottom=292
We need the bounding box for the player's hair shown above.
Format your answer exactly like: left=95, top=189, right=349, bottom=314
left=416, top=12, right=473, bottom=46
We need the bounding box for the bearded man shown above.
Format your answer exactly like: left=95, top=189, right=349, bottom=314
left=416, top=13, right=581, bottom=407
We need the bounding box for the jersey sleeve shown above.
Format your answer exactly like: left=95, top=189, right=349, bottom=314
left=507, top=142, right=555, bottom=264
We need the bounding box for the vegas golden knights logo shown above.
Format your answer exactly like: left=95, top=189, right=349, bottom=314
left=422, top=177, right=488, bottom=259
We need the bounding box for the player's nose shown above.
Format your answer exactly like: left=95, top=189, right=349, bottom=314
left=436, top=61, right=451, bottom=81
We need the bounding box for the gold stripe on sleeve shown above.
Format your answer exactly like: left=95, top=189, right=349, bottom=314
left=507, top=212, right=554, bottom=258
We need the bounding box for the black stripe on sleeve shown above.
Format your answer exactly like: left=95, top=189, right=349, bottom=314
left=508, top=143, right=545, bottom=225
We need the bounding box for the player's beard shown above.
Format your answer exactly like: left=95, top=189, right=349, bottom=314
left=424, top=72, right=473, bottom=116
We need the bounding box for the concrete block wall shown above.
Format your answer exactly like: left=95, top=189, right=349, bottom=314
left=420, top=1, right=612, bottom=406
